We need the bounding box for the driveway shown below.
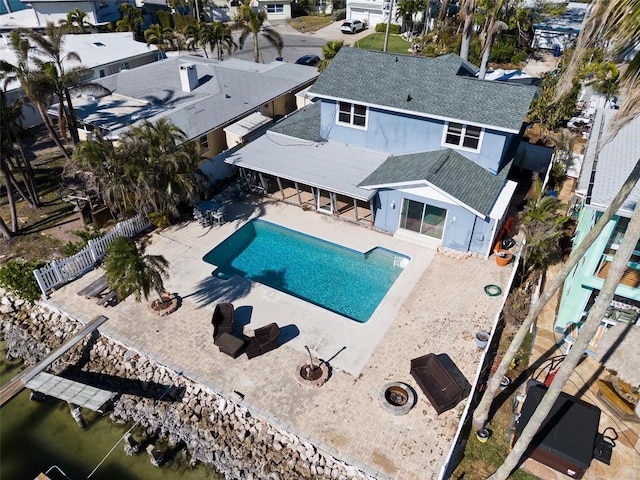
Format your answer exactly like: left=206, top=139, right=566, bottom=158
left=269, top=18, right=375, bottom=47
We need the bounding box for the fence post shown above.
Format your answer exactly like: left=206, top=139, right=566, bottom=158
left=87, top=239, right=99, bottom=263
left=51, top=260, right=64, bottom=284
left=33, top=268, right=48, bottom=299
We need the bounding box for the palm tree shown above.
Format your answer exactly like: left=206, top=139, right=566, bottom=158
left=115, top=3, right=144, bottom=37
left=489, top=203, right=640, bottom=480
left=396, top=0, right=424, bottom=35
left=318, top=40, right=343, bottom=73
left=73, top=130, right=135, bottom=217
left=520, top=178, right=568, bottom=274
left=477, top=0, right=508, bottom=79
left=0, top=91, right=39, bottom=208
left=472, top=161, right=640, bottom=432
left=206, top=21, right=236, bottom=61
left=0, top=31, right=71, bottom=162
left=556, top=0, right=639, bottom=137
left=59, top=8, right=92, bottom=34
left=459, top=0, right=476, bottom=61
left=28, top=23, right=85, bottom=144
left=183, top=20, right=209, bottom=56
left=145, top=23, right=176, bottom=53
left=74, top=119, right=203, bottom=222
left=104, top=236, right=169, bottom=303
left=235, top=4, right=283, bottom=63
left=119, top=118, right=202, bottom=222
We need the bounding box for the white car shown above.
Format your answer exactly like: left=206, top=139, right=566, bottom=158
left=341, top=20, right=365, bottom=34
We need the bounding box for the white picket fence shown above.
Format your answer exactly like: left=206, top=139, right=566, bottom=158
left=33, top=214, right=150, bottom=298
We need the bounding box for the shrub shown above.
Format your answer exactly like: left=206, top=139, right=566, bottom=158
left=61, top=227, right=103, bottom=256
left=375, top=23, right=401, bottom=34
left=332, top=8, right=346, bottom=21
left=0, top=259, right=46, bottom=302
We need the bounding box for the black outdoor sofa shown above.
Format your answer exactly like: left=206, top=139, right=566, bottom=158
left=245, top=323, right=280, bottom=359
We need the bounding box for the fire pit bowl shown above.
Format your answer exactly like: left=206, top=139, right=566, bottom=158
left=379, top=382, right=416, bottom=415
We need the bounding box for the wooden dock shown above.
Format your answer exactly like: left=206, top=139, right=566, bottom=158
left=0, top=315, right=109, bottom=408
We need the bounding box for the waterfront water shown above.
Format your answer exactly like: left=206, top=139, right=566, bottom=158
left=1, top=342, right=223, bottom=480
left=0, top=0, right=30, bottom=15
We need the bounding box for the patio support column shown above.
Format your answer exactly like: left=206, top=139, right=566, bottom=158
left=331, top=193, right=336, bottom=214
left=258, top=173, right=266, bottom=192
left=295, top=182, right=302, bottom=205
left=353, top=198, right=359, bottom=221
left=369, top=198, right=376, bottom=222
left=276, top=177, right=284, bottom=199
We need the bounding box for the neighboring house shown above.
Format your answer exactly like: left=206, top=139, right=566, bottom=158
left=65, top=55, right=319, bottom=183
left=254, top=0, right=291, bottom=20
left=209, top=0, right=293, bottom=22
left=556, top=110, right=640, bottom=330
left=225, top=48, right=538, bottom=256
left=532, top=2, right=590, bottom=52
left=0, top=32, right=158, bottom=127
left=347, top=0, right=391, bottom=28
left=0, top=0, right=134, bottom=31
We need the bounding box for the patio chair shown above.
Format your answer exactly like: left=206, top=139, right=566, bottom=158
left=212, top=205, right=227, bottom=225
left=212, top=303, right=234, bottom=340
left=245, top=323, right=280, bottom=359
left=410, top=353, right=463, bottom=414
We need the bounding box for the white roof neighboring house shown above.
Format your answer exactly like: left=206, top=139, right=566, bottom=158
left=0, top=32, right=158, bottom=93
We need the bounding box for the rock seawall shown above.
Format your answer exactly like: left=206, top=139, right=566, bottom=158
left=0, top=289, right=371, bottom=480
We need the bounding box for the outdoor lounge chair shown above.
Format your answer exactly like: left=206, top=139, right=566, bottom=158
left=212, top=303, right=235, bottom=340
left=410, top=353, right=463, bottom=414
left=245, top=323, right=280, bottom=359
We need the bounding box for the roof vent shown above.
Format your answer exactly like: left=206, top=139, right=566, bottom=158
left=179, top=63, right=199, bottom=92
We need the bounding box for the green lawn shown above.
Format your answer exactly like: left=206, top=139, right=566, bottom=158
left=353, top=33, right=412, bottom=54
left=288, top=15, right=333, bottom=33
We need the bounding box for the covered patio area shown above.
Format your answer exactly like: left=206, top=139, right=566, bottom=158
left=225, top=130, right=388, bottom=227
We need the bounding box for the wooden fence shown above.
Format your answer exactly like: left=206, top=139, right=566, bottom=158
left=33, top=215, right=150, bottom=298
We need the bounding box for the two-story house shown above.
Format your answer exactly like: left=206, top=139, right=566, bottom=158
left=225, top=47, right=538, bottom=256
left=556, top=109, right=640, bottom=332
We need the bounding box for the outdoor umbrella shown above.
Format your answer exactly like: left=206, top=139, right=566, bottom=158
left=596, top=322, right=640, bottom=387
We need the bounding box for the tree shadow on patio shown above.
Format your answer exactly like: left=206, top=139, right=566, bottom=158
left=183, top=273, right=254, bottom=305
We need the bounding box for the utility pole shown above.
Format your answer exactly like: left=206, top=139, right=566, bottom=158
left=383, top=0, right=394, bottom=52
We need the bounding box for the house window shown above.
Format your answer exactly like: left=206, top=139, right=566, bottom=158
left=337, top=101, right=367, bottom=128
left=266, top=4, right=284, bottom=13
left=595, top=217, right=640, bottom=288
left=399, top=199, right=447, bottom=239
left=443, top=122, right=483, bottom=151
left=199, top=135, right=209, bottom=152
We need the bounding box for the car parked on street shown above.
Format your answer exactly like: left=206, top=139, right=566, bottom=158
left=294, top=55, right=321, bottom=66
left=341, top=19, right=365, bottom=34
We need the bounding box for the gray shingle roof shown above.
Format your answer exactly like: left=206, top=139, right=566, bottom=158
left=269, top=101, right=325, bottom=142
left=358, top=148, right=510, bottom=216
left=83, top=55, right=318, bottom=140
left=309, top=49, right=537, bottom=132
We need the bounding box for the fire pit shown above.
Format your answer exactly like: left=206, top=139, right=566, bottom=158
left=379, top=382, right=415, bottom=415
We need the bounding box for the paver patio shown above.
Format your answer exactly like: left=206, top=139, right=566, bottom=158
left=48, top=198, right=514, bottom=479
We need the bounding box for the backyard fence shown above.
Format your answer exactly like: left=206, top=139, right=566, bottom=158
left=33, top=214, right=150, bottom=298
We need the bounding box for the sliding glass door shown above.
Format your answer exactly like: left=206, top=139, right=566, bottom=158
left=399, top=199, right=447, bottom=239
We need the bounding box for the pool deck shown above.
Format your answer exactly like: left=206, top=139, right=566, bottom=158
left=47, top=198, right=514, bottom=479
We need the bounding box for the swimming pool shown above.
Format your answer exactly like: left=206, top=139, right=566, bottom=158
left=203, top=220, right=409, bottom=322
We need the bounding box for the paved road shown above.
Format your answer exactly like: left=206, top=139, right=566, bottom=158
left=222, top=19, right=375, bottom=64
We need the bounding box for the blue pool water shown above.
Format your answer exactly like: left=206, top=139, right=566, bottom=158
left=203, top=220, right=409, bottom=322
